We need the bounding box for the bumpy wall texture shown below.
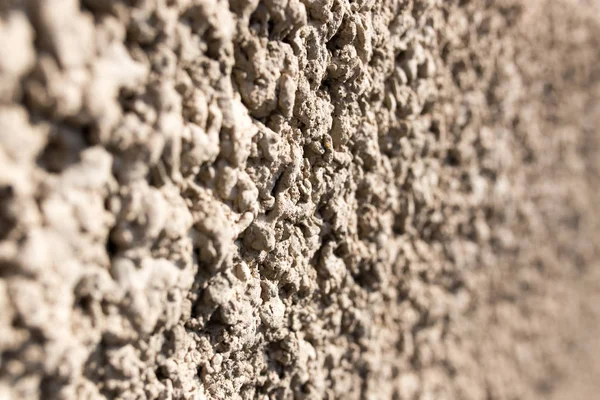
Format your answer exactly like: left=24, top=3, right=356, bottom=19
left=1, top=0, right=600, bottom=399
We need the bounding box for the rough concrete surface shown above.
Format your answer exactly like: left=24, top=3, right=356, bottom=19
left=0, top=0, right=599, bottom=399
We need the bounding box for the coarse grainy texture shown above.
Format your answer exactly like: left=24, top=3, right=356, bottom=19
left=0, top=0, right=599, bottom=399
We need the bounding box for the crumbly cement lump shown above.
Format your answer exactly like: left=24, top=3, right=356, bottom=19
left=0, top=0, right=599, bottom=399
